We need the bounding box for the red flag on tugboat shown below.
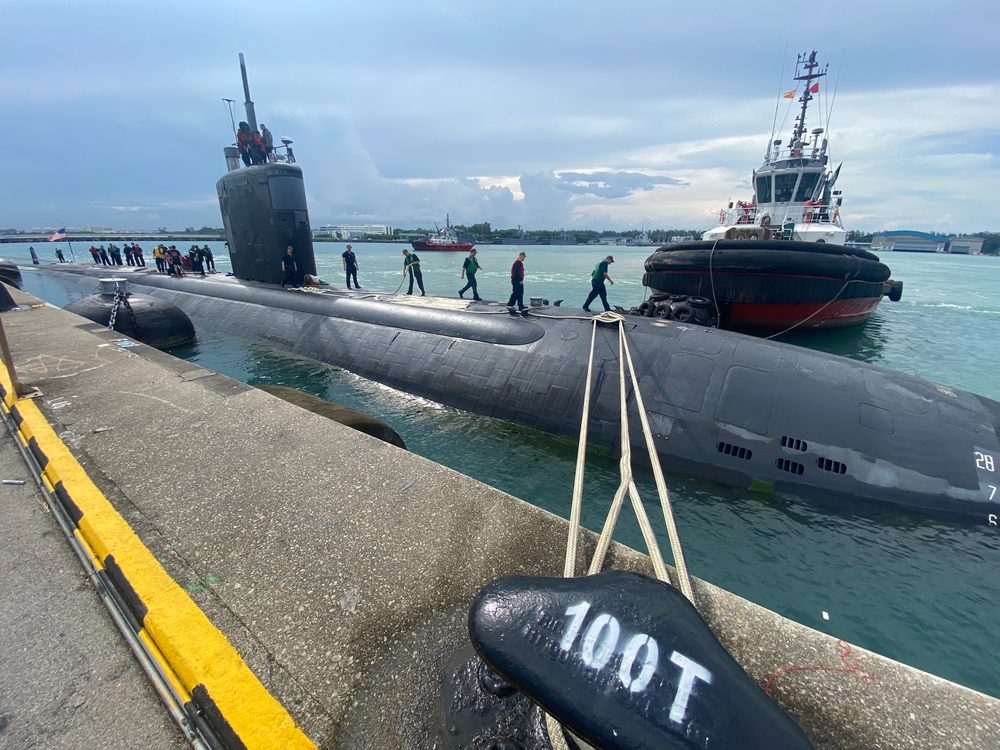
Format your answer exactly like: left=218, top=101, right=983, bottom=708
left=782, top=89, right=796, bottom=99
left=809, top=83, right=819, bottom=93
left=47, top=228, right=67, bottom=241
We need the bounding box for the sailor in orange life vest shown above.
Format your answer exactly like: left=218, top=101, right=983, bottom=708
left=803, top=198, right=822, bottom=224
left=583, top=255, right=615, bottom=312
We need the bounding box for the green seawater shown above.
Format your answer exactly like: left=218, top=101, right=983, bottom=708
left=10, top=241, right=1000, bottom=699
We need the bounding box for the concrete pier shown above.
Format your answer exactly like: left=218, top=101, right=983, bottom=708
left=0, top=431, right=188, bottom=748
left=1, top=285, right=998, bottom=749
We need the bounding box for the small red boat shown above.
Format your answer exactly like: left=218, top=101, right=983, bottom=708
left=411, top=214, right=474, bottom=252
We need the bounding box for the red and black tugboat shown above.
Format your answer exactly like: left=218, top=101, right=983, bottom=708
left=411, top=214, right=474, bottom=252
left=641, top=51, right=902, bottom=335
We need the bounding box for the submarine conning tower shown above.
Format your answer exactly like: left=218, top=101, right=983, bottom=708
left=216, top=53, right=316, bottom=285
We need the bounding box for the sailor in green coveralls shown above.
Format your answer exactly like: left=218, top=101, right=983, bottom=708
left=583, top=255, right=615, bottom=312
left=402, top=249, right=425, bottom=295
left=458, top=248, right=482, bottom=300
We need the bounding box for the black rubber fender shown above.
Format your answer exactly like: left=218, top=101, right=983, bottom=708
left=670, top=302, right=695, bottom=322
left=645, top=247, right=891, bottom=284
left=256, top=384, right=406, bottom=449
left=0, top=259, right=23, bottom=290
left=647, top=239, right=883, bottom=264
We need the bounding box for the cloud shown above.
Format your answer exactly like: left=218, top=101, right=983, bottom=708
left=552, top=171, right=685, bottom=199
left=2, top=2, right=1000, bottom=232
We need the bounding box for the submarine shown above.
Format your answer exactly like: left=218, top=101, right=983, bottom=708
left=30, top=264, right=1000, bottom=524
left=26, top=58, right=1000, bottom=525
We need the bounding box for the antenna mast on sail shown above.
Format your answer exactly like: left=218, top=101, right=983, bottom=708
left=239, top=52, right=258, bottom=132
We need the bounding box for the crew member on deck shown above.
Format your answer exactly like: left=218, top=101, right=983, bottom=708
left=169, top=246, right=185, bottom=276
left=343, top=244, right=360, bottom=289
left=583, top=255, right=615, bottom=313
left=281, top=246, right=298, bottom=288
left=402, top=249, right=425, bottom=296
left=507, top=251, right=526, bottom=310
left=202, top=244, right=215, bottom=272
left=459, top=248, right=482, bottom=301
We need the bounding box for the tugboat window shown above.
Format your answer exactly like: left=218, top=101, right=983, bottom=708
left=794, top=172, right=822, bottom=202
left=774, top=173, right=797, bottom=203
left=756, top=175, right=772, bottom=203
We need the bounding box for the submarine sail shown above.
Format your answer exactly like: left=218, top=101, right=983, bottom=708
left=216, top=53, right=316, bottom=285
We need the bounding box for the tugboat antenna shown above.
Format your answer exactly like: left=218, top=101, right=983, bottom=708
left=790, top=51, right=827, bottom=152
left=239, top=52, right=258, bottom=132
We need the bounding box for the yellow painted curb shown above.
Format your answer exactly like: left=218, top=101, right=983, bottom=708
left=0, top=366, right=316, bottom=749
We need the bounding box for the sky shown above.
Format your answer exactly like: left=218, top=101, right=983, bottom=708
left=3, top=1, right=999, bottom=235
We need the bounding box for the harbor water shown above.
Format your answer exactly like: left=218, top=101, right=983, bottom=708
left=9, top=240, right=1000, bottom=701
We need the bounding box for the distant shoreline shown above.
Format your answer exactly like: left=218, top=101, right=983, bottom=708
left=0, top=235, right=225, bottom=244
left=0, top=236, right=608, bottom=247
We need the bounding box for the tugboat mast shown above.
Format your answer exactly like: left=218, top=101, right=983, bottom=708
left=789, top=51, right=827, bottom=155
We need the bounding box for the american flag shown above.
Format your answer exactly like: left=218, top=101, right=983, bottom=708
left=48, top=228, right=67, bottom=241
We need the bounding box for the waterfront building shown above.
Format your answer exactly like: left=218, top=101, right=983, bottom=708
left=871, top=230, right=949, bottom=253
left=946, top=236, right=984, bottom=254
left=315, top=224, right=393, bottom=240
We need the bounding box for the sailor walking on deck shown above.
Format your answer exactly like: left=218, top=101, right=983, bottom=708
left=507, top=251, right=526, bottom=310
left=583, top=255, right=615, bottom=312
left=458, top=248, right=482, bottom=300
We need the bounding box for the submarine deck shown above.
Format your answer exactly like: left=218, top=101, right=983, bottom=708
left=1, top=284, right=998, bottom=748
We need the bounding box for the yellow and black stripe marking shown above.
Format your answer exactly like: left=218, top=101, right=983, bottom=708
left=0, top=373, right=316, bottom=750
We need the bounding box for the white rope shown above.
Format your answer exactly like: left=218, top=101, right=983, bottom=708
left=564, top=310, right=694, bottom=600
left=619, top=319, right=695, bottom=602
left=563, top=320, right=599, bottom=577
left=585, top=323, right=672, bottom=585
left=546, top=311, right=697, bottom=747
left=545, top=713, right=573, bottom=750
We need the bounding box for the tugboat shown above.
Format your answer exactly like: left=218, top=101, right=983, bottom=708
left=643, top=51, right=902, bottom=335
left=411, top=214, right=474, bottom=252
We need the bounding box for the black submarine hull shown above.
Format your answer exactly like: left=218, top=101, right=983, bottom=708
left=31, top=265, right=1000, bottom=523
